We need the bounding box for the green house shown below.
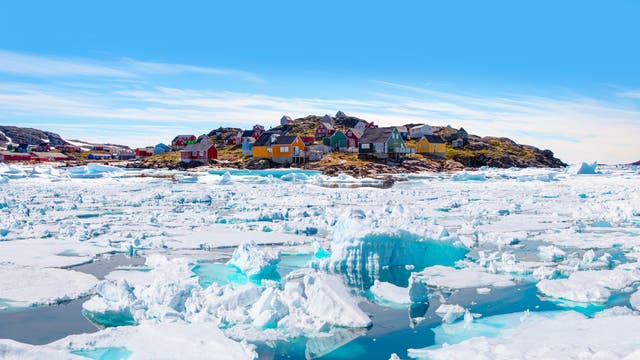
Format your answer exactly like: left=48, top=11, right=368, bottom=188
left=358, top=127, right=405, bottom=158
left=322, top=131, right=348, bottom=150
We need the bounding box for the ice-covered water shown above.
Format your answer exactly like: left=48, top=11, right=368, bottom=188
left=1, top=164, right=640, bottom=359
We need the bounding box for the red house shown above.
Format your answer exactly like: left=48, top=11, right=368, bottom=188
left=135, top=148, right=154, bottom=158
left=315, top=122, right=335, bottom=139
left=171, top=135, right=197, bottom=149
left=300, top=136, right=316, bottom=146
left=345, top=128, right=364, bottom=149
left=181, top=137, right=217, bottom=163
left=0, top=151, right=33, bottom=162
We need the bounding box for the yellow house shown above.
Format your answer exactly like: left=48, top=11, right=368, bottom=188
left=252, top=133, right=305, bottom=164
left=272, top=136, right=305, bottom=163
left=252, top=132, right=280, bottom=159
left=417, top=135, right=446, bottom=157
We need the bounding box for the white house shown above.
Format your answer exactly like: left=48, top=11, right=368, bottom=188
left=410, top=124, right=433, bottom=139
left=280, top=115, right=293, bottom=126
left=321, top=114, right=334, bottom=126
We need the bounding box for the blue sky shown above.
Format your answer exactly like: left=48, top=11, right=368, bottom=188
left=1, top=0, right=639, bottom=163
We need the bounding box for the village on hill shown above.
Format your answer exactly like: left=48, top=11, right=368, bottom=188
left=0, top=112, right=565, bottom=175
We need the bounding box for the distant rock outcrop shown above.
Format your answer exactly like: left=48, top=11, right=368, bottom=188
left=0, top=126, right=70, bottom=147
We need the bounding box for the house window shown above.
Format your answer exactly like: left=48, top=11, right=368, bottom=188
left=280, top=147, right=289, bottom=152
left=361, top=144, right=370, bottom=149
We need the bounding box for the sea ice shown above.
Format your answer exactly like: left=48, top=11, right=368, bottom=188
left=416, top=265, right=515, bottom=290
left=0, top=265, right=98, bottom=309
left=435, top=304, right=466, bottom=324
left=227, top=240, right=280, bottom=278
left=408, top=310, right=640, bottom=359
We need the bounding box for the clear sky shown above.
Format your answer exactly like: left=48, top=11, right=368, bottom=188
left=1, top=0, right=639, bottom=163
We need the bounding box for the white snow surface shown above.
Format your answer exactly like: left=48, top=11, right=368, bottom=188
left=416, top=265, right=516, bottom=289
left=409, top=311, right=640, bottom=359
left=50, top=322, right=257, bottom=360
left=0, top=265, right=98, bottom=308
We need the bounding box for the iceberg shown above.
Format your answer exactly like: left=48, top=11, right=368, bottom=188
left=568, top=161, right=599, bottom=175
left=82, top=279, right=139, bottom=326
left=227, top=240, right=280, bottom=278
left=416, top=265, right=515, bottom=290
left=435, top=304, right=466, bottom=324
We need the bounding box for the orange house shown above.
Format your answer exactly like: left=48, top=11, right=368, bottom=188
left=252, top=133, right=305, bottom=164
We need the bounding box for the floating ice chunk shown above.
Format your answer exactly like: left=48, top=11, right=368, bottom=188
left=300, top=270, right=372, bottom=328
left=452, top=172, right=486, bottom=181
left=370, top=280, right=410, bottom=304
left=82, top=279, right=139, bottom=326
left=416, top=265, right=515, bottom=290
left=568, top=161, right=598, bottom=175
left=537, top=267, right=640, bottom=304
left=537, top=245, right=566, bottom=262
left=219, top=172, right=233, bottom=184
left=322, top=225, right=468, bottom=276
left=0, top=265, right=98, bottom=309
left=435, top=304, right=466, bottom=324
left=409, top=311, right=640, bottom=360
left=51, top=322, right=257, bottom=360
left=476, top=287, right=491, bottom=294
left=388, top=353, right=401, bottom=360
left=228, top=240, right=280, bottom=278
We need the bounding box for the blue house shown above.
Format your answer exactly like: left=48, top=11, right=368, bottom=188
left=242, top=137, right=254, bottom=155
left=88, top=153, right=113, bottom=160
left=154, top=143, right=171, bottom=155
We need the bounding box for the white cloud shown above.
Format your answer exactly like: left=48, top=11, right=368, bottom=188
left=0, top=49, right=262, bottom=82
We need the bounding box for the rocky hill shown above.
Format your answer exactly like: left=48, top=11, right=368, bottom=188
left=446, top=135, right=565, bottom=168
left=0, top=126, right=70, bottom=147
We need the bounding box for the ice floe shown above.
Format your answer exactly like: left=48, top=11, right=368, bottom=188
left=0, top=265, right=98, bottom=309
left=409, top=310, right=640, bottom=359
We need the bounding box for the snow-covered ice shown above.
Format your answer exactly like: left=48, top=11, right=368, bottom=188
left=1, top=164, right=640, bottom=358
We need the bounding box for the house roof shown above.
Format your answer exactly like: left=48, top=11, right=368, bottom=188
left=183, top=138, right=215, bottom=152
left=172, top=135, right=195, bottom=142
left=273, top=135, right=299, bottom=145
left=347, top=128, right=364, bottom=138
left=410, top=124, right=431, bottom=130
left=423, top=135, right=445, bottom=144
left=359, top=127, right=396, bottom=144
left=242, top=130, right=255, bottom=137
left=395, top=126, right=408, bottom=133
left=31, top=152, right=69, bottom=159
left=254, top=132, right=277, bottom=146
left=318, top=122, right=334, bottom=130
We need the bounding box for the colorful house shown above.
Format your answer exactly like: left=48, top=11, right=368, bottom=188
left=0, top=151, right=33, bottom=162
left=315, top=122, right=335, bottom=139
left=31, top=152, right=69, bottom=162
left=417, top=135, right=446, bottom=157
left=154, top=143, right=171, bottom=155
left=321, top=114, right=334, bottom=126
left=272, top=136, right=305, bottom=164
left=135, top=147, right=154, bottom=158
left=241, top=137, right=254, bottom=155
left=300, top=136, right=316, bottom=146
left=345, top=128, right=364, bottom=149
left=252, top=133, right=305, bottom=164
left=181, top=137, right=217, bottom=163
left=395, top=126, right=409, bottom=140
left=323, top=131, right=347, bottom=151
left=171, top=135, right=197, bottom=149
left=87, top=153, right=113, bottom=160
left=358, top=127, right=406, bottom=159
left=280, top=115, right=293, bottom=126
left=409, top=124, right=433, bottom=139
